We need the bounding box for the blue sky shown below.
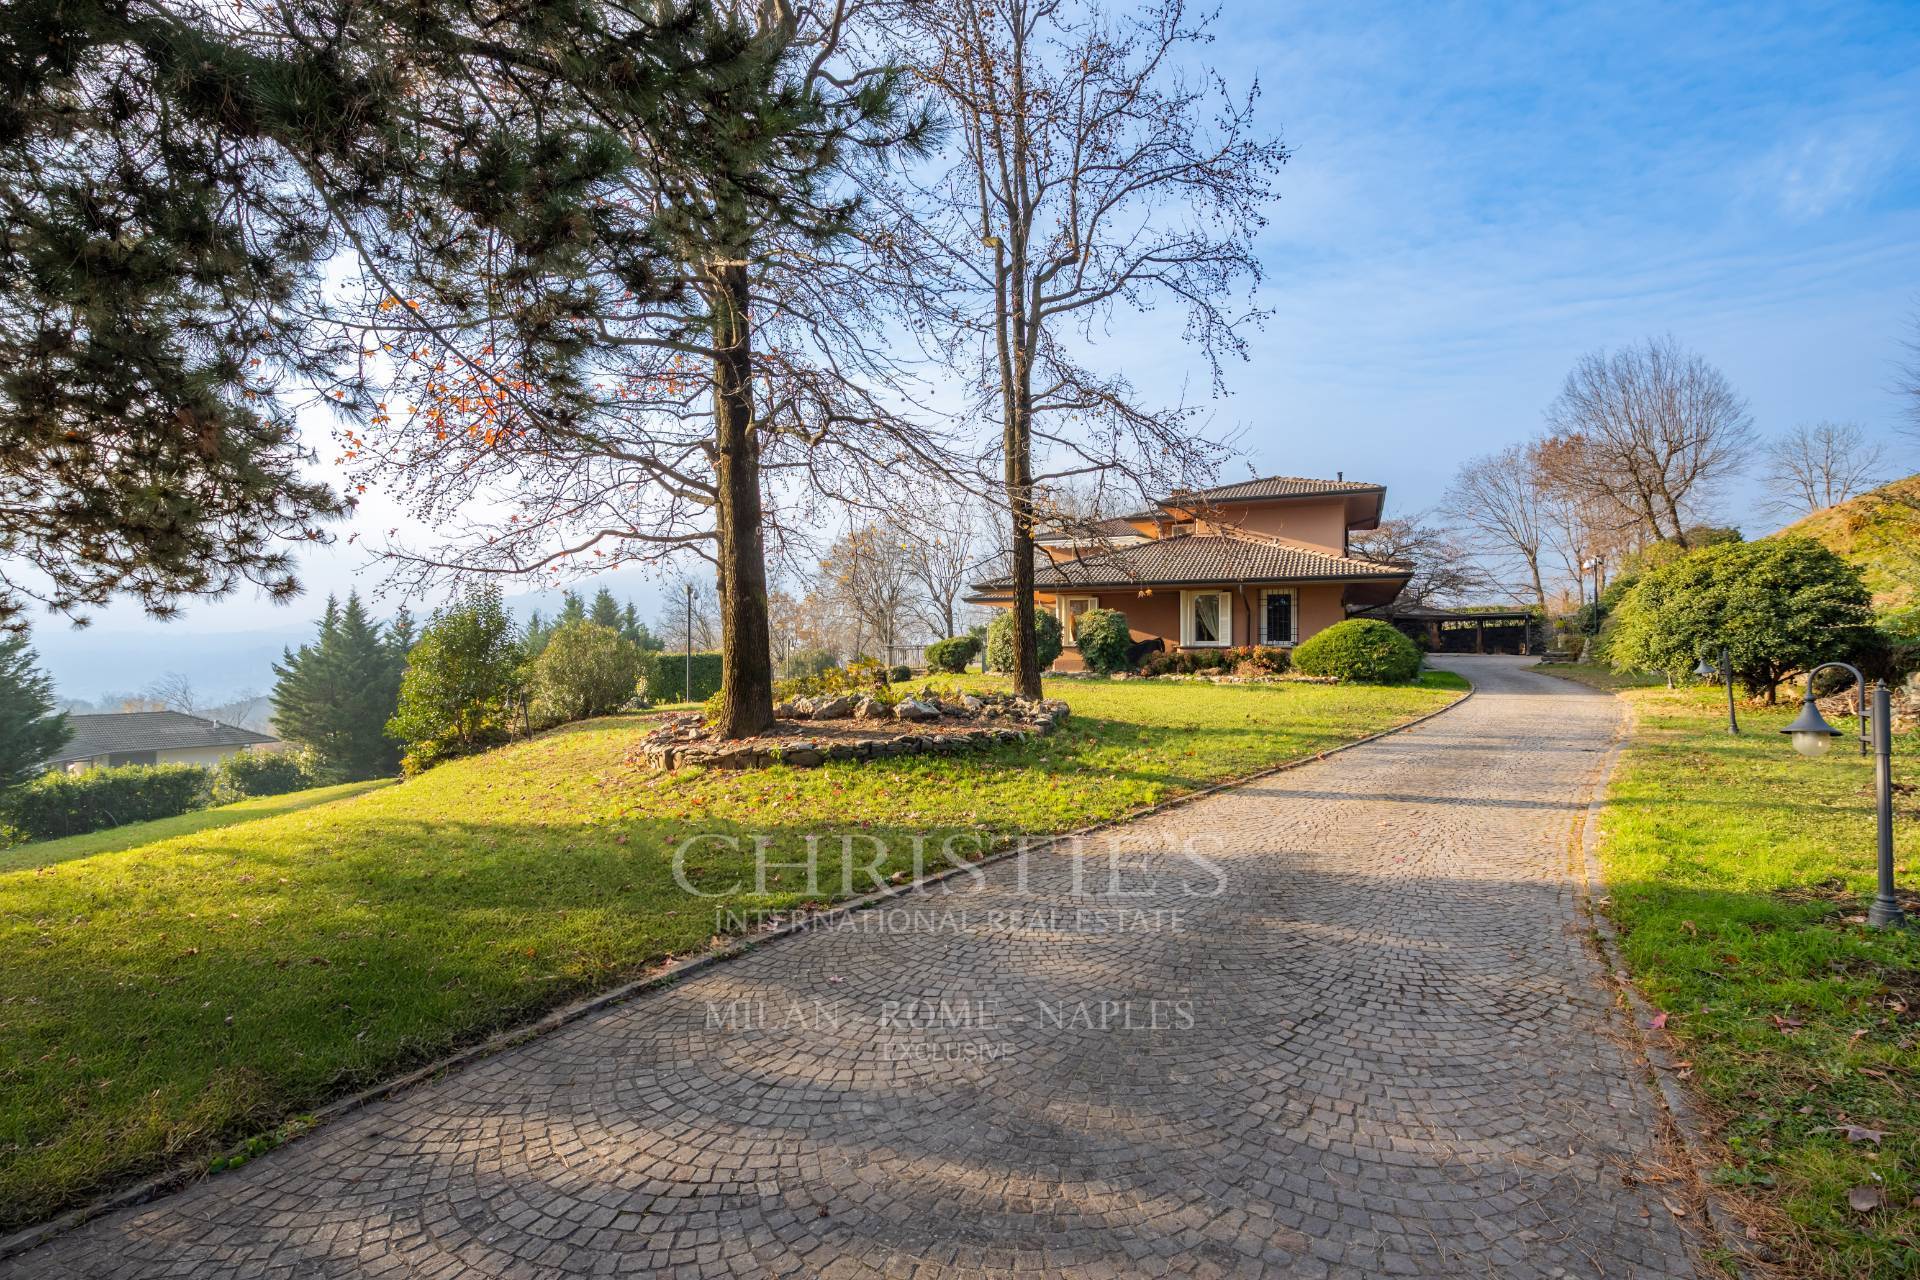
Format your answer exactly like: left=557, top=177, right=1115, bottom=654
left=39, top=0, right=1920, bottom=696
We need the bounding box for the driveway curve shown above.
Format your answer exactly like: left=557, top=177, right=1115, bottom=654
left=7, top=656, right=1697, bottom=1279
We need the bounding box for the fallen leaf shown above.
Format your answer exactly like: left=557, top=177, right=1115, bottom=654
left=1661, top=1197, right=1689, bottom=1218
left=1845, top=1126, right=1886, bottom=1145
left=1848, top=1186, right=1883, bottom=1213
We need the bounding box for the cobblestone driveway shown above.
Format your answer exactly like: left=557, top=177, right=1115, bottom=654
left=8, top=657, right=1697, bottom=1279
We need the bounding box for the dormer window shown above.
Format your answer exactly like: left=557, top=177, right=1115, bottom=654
left=1166, top=520, right=1196, bottom=538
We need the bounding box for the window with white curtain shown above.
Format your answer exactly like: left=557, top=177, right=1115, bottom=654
left=1181, top=590, right=1230, bottom=647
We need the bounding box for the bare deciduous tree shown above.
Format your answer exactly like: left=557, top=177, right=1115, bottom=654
left=884, top=0, right=1286, bottom=696
left=145, top=672, right=199, bottom=717
left=818, top=524, right=918, bottom=662
left=894, top=498, right=995, bottom=640
left=1540, top=335, right=1754, bottom=548
left=1442, top=445, right=1550, bottom=616
left=653, top=574, right=721, bottom=654
left=1349, top=516, right=1496, bottom=610
left=1900, top=308, right=1920, bottom=447
left=1760, top=421, right=1887, bottom=517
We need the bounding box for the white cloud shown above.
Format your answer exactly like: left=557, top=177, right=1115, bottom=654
left=1755, top=119, right=1905, bottom=222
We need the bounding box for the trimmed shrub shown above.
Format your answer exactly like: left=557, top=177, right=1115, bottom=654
left=639, top=650, right=725, bottom=704
left=925, top=635, right=980, bottom=673
left=985, top=609, right=1063, bottom=674
left=1, top=763, right=211, bottom=841
left=529, top=621, right=644, bottom=725
left=1074, top=608, right=1132, bottom=674
left=780, top=648, right=839, bottom=680
left=887, top=664, right=914, bottom=683
left=1607, top=537, right=1874, bottom=701
left=1137, top=645, right=1289, bottom=677
left=1291, top=619, right=1422, bottom=683
left=211, top=751, right=314, bottom=804
left=1230, top=645, right=1291, bottom=676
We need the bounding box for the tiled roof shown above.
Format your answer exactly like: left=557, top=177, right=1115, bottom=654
left=1034, top=516, right=1148, bottom=542
left=969, top=534, right=1411, bottom=593
left=1160, top=475, right=1383, bottom=504
left=50, top=711, right=277, bottom=765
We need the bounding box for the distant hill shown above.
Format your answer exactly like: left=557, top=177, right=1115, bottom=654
left=1774, top=473, right=1920, bottom=613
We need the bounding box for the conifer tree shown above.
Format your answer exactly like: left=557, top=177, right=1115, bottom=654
left=620, top=603, right=656, bottom=650
left=521, top=610, right=553, bottom=660
left=271, top=593, right=404, bottom=779
left=589, top=588, right=623, bottom=630
left=557, top=593, right=588, bottom=628
left=386, top=606, right=418, bottom=660
left=0, top=631, right=68, bottom=787
left=1, top=0, right=358, bottom=626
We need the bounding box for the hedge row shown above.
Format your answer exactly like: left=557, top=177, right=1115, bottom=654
left=2, top=764, right=212, bottom=841
left=640, top=650, right=725, bottom=703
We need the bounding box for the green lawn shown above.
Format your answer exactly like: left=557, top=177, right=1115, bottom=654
left=1594, top=680, right=1920, bottom=1277
left=0, top=674, right=1460, bottom=1230
left=0, top=780, right=391, bottom=872
left=1532, top=660, right=1665, bottom=691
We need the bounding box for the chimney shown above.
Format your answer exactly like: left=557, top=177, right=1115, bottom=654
left=1337, top=471, right=1343, bottom=482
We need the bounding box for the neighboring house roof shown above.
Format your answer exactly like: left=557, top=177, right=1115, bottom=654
left=968, top=533, right=1411, bottom=595
left=1157, top=475, right=1384, bottom=505
left=49, top=711, right=277, bottom=766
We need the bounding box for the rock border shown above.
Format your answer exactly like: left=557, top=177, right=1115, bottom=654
left=635, top=693, right=1070, bottom=771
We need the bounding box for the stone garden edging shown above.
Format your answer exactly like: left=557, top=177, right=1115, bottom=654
left=635, top=691, right=1071, bottom=771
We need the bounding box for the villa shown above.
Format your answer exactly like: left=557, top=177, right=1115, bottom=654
left=966, top=475, right=1413, bottom=671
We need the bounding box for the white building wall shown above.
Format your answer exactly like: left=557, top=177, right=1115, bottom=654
left=63, top=744, right=261, bottom=774
left=157, top=745, right=254, bottom=769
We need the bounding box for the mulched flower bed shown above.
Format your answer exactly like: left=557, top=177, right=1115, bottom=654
left=630, top=691, right=1070, bottom=770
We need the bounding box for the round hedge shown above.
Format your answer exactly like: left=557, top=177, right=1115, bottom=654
left=1290, top=618, right=1421, bottom=683
left=1073, top=607, right=1132, bottom=674
left=925, top=635, right=980, bottom=673
left=985, top=608, right=1063, bottom=673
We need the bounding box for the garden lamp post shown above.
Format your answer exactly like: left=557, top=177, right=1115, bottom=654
left=1781, top=662, right=1902, bottom=928
left=1692, top=646, right=1739, bottom=735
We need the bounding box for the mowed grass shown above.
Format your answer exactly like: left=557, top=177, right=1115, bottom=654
left=1533, top=660, right=1665, bottom=691
left=0, top=780, right=391, bottom=872
left=1593, top=680, right=1920, bottom=1276
left=0, top=674, right=1460, bottom=1230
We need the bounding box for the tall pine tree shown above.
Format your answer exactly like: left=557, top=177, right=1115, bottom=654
left=271, top=593, right=404, bottom=780
left=619, top=602, right=656, bottom=650
left=589, top=588, right=622, bottom=630
left=1, top=0, right=358, bottom=626
left=0, top=630, right=68, bottom=787
left=521, top=609, right=553, bottom=660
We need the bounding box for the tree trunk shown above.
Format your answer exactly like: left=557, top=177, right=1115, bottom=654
left=709, top=261, right=775, bottom=737
left=1664, top=493, right=1690, bottom=548
left=1528, top=555, right=1548, bottom=654
left=1005, top=392, right=1042, bottom=699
